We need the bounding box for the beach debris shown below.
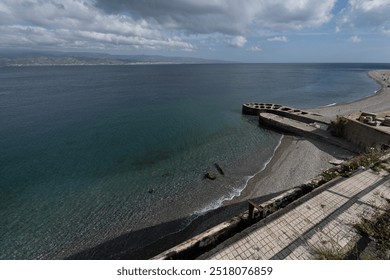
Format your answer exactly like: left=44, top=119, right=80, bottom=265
left=148, top=188, right=156, bottom=194
left=329, top=159, right=344, bottom=166
left=358, top=112, right=378, bottom=126
left=382, top=116, right=390, bottom=127
left=214, top=163, right=225, bottom=175
left=205, top=172, right=217, bottom=180
left=309, top=122, right=321, bottom=129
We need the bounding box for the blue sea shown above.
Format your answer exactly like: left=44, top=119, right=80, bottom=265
left=0, top=63, right=388, bottom=259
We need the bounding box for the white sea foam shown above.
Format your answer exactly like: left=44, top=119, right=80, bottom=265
left=322, top=102, right=337, bottom=107
left=192, top=135, right=284, bottom=217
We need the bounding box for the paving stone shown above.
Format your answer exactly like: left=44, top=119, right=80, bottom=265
left=198, top=170, right=389, bottom=260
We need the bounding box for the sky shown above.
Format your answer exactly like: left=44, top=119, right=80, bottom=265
left=0, top=0, right=390, bottom=62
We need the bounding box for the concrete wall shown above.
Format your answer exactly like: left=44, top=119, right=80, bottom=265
left=341, top=117, right=390, bottom=151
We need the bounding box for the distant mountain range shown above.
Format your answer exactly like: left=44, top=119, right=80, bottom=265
left=0, top=50, right=229, bottom=66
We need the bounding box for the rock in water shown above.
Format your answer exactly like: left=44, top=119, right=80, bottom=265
left=214, top=163, right=225, bottom=175
left=205, top=172, right=217, bottom=180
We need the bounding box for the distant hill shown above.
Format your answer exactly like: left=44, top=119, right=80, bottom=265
left=0, top=50, right=229, bottom=66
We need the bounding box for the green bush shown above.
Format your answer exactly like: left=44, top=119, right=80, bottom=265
left=329, top=116, right=348, bottom=137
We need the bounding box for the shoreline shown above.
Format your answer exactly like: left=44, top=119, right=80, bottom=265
left=232, top=70, right=390, bottom=204
left=311, top=70, right=390, bottom=117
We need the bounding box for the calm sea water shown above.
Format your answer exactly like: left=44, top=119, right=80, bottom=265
left=0, top=63, right=388, bottom=259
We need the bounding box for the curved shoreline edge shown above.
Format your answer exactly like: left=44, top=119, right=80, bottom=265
left=235, top=69, right=390, bottom=204
left=311, top=70, right=390, bottom=117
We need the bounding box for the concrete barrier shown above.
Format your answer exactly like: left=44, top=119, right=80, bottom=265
left=340, top=116, right=390, bottom=151
left=151, top=173, right=341, bottom=260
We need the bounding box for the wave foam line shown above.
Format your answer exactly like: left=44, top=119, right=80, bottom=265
left=192, top=134, right=284, bottom=217
left=322, top=102, right=337, bottom=107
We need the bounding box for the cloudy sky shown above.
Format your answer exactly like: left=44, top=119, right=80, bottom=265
left=1, top=0, right=390, bottom=62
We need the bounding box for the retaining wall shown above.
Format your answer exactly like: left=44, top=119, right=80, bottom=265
left=151, top=174, right=340, bottom=260
left=341, top=116, right=390, bottom=151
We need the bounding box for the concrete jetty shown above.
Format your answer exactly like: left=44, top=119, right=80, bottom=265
left=242, top=102, right=390, bottom=152
left=242, top=103, right=356, bottom=152
left=242, top=103, right=330, bottom=125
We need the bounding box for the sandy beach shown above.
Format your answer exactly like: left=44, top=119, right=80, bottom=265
left=233, top=69, right=390, bottom=203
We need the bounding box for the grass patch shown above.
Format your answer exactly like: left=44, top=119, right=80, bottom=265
left=320, top=148, right=384, bottom=181
left=353, top=203, right=390, bottom=259
left=314, top=201, right=390, bottom=260
left=315, top=244, right=348, bottom=260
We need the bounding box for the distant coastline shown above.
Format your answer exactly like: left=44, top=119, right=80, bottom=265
left=0, top=51, right=230, bottom=67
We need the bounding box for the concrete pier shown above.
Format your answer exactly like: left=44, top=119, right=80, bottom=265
left=243, top=102, right=390, bottom=152
left=242, top=103, right=355, bottom=152
left=242, top=103, right=330, bottom=125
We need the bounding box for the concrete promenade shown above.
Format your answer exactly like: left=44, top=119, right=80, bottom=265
left=198, top=168, right=390, bottom=260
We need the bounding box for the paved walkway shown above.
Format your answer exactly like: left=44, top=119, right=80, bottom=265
left=198, top=169, right=390, bottom=260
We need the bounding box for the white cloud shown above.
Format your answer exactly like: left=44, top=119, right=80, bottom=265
left=253, top=0, right=336, bottom=31
left=0, top=0, right=195, bottom=51
left=248, top=46, right=263, bottom=52
left=349, top=35, right=362, bottom=43
left=349, top=0, right=389, bottom=12
left=96, top=0, right=337, bottom=34
left=381, top=26, right=390, bottom=36
left=267, top=36, right=288, bottom=42
left=226, top=36, right=247, bottom=48
left=0, top=0, right=337, bottom=52
left=340, top=0, right=390, bottom=34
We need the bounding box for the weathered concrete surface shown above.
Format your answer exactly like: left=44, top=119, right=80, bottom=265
left=198, top=168, right=390, bottom=260
left=151, top=172, right=340, bottom=260
left=259, top=112, right=356, bottom=152
left=243, top=102, right=390, bottom=152
left=339, top=114, right=390, bottom=151
left=243, top=102, right=356, bottom=151
left=242, top=103, right=330, bottom=125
